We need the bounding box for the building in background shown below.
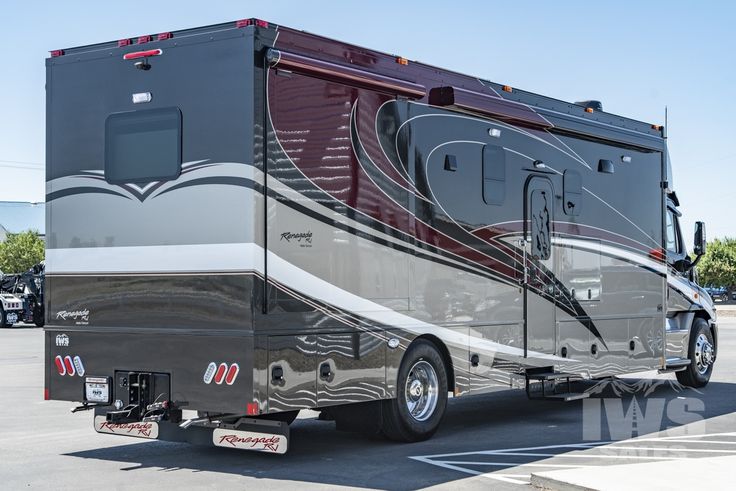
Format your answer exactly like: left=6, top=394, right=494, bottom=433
left=0, top=201, right=45, bottom=242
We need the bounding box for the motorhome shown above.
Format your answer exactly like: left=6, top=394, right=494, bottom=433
left=44, top=19, right=716, bottom=454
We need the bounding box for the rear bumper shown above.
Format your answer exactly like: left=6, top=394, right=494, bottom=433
left=45, top=328, right=255, bottom=413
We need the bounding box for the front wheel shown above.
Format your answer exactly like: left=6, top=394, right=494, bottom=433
left=676, top=317, right=715, bottom=388
left=0, top=307, right=13, bottom=328
left=381, top=340, right=448, bottom=442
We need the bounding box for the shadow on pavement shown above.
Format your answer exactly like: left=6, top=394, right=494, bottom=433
left=64, top=379, right=736, bottom=490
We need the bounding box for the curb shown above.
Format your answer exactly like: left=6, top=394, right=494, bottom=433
left=530, top=473, right=598, bottom=491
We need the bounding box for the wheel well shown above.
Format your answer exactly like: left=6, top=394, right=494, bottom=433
left=413, top=334, right=456, bottom=393
left=693, top=310, right=717, bottom=350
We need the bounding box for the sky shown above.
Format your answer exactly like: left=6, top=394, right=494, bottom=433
left=0, top=0, right=733, bottom=245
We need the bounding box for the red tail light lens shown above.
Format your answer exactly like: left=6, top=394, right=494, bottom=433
left=54, top=355, right=66, bottom=376
left=137, top=35, right=152, bottom=44
left=157, top=32, right=173, bottom=41
left=50, top=50, right=65, bottom=57
left=118, top=39, right=132, bottom=47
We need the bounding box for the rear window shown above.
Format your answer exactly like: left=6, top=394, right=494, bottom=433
left=105, top=107, right=181, bottom=183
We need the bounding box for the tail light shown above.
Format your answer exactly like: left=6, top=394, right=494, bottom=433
left=123, top=49, right=163, bottom=60
left=225, top=363, right=240, bottom=385
left=54, top=355, right=66, bottom=376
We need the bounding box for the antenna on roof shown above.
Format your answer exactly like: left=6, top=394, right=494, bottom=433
left=664, top=106, right=668, bottom=139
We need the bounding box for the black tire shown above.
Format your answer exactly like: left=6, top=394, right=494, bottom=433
left=381, top=339, right=448, bottom=442
left=0, top=306, right=11, bottom=329
left=676, top=317, right=715, bottom=388
left=33, top=305, right=45, bottom=327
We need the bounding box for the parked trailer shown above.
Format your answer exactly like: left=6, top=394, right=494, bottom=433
left=44, top=18, right=716, bottom=453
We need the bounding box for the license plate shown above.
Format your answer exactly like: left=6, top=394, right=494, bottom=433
left=85, top=377, right=110, bottom=403
left=6, top=313, right=17, bottom=324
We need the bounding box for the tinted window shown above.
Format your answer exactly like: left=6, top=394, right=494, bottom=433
left=105, top=107, right=181, bottom=183
left=482, top=145, right=506, bottom=205
left=665, top=210, right=679, bottom=252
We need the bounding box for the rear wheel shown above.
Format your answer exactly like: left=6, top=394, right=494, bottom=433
left=381, top=340, right=448, bottom=442
left=33, top=305, right=45, bottom=327
left=676, top=317, right=715, bottom=388
left=0, top=307, right=13, bottom=328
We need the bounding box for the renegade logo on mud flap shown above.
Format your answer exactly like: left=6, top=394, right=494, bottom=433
left=212, top=428, right=287, bottom=454
left=94, top=415, right=159, bottom=439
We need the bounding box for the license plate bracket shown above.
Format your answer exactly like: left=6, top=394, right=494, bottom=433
left=85, top=376, right=111, bottom=404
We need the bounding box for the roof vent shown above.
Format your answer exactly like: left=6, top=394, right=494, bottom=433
left=576, top=100, right=603, bottom=112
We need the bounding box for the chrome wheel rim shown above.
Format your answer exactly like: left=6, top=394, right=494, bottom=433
left=694, top=333, right=714, bottom=375
left=404, top=360, right=439, bottom=422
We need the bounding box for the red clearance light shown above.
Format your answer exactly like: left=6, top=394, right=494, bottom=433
left=44, top=388, right=49, bottom=401
left=236, top=18, right=269, bottom=28
left=137, top=35, right=152, bottom=44
left=118, top=39, right=132, bottom=47
left=649, top=248, right=665, bottom=262
left=157, top=32, right=173, bottom=41
left=246, top=402, right=259, bottom=415
left=50, top=49, right=65, bottom=57
left=123, top=49, right=163, bottom=60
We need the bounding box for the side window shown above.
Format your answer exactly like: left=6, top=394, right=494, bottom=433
left=665, top=210, right=678, bottom=252
left=482, top=145, right=506, bottom=205
left=105, top=107, right=182, bottom=184
left=563, top=170, right=582, bottom=216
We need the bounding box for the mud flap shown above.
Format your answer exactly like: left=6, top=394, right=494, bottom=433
left=93, top=412, right=290, bottom=454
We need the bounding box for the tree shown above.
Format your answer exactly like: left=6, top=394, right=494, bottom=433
left=0, top=231, right=45, bottom=274
left=696, top=238, right=736, bottom=289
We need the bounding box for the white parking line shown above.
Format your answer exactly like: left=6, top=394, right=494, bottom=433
left=410, top=434, right=736, bottom=486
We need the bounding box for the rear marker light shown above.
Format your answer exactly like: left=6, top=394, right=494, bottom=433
left=203, top=362, right=217, bottom=384
left=123, top=49, right=163, bottom=60
left=54, top=355, right=66, bottom=376
left=246, top=402, right=259, bottom=416
left=118, top=39, right=132, bottom=47
left=64, top=355, right=75, bottom=377
left=50, top=49, right=65, bottom=57
left=225, top=363, right=240, bottom=385
left=157, top=32, right=173, bottom=41
left=73, top=356, right=85, bottom=377
left=214, top=363, right=228, bottom=384
left=137, top=35, right=152, bottom=44
left=236, top=18, right=269, bottom=28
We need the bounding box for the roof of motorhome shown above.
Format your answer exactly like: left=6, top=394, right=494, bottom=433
left=47, top=18, right=664, bottom=146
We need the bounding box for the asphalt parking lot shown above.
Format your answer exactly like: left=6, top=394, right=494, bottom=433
left=1, top=320, right=735, bottom=490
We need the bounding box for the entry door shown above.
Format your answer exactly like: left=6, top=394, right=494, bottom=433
left=524, top=177, right=556, bottom=356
